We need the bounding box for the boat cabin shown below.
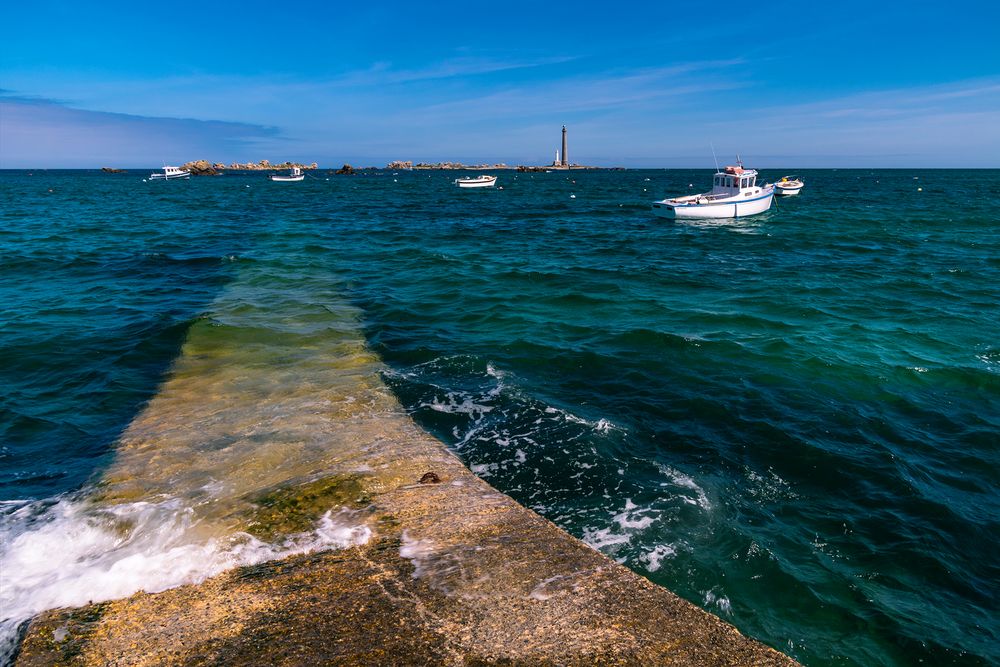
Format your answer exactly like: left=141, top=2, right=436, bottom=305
left=712, top=166, right=758, bottom=193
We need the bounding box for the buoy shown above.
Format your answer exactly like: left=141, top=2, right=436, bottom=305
left=570, top=194, right=576, bottom=199
left=917, top=187, right=923, bottom=191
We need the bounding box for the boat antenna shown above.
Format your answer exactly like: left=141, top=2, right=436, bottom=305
left=737, top=153, right=743, bottom=168
left=710, top=142, right=720, bottom=173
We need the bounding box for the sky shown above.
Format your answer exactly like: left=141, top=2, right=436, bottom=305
left=2, top=1, right=999, bottom=168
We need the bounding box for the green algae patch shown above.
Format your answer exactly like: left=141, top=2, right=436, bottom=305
left=234, top=559, right=284, bottom=582
left=244, top=475, right=373, bottom=541
left=88, top=476, right=151, bottom=505
left=24, top=602, right=112, bottom=665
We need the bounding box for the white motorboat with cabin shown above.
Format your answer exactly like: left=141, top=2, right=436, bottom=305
left=454, top=174, right=497, bottom=188
left=270, top=166, right=305, bottom=182
left=773, top=175, right=804, bottom=196
left=149, top=165, right=191, bottom=180
left=652, top=163, right=773, bottom=219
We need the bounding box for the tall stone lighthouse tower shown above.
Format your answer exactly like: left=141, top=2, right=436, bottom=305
left=561, top=125, right=568, bottom=167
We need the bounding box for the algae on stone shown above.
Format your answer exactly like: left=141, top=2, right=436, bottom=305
left=243, top=475, right=373, bottom=540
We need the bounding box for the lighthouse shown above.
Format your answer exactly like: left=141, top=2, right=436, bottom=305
left=561, top=125, right=568, bottom=167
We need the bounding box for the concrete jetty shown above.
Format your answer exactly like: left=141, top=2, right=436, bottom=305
left=14, top=268, right=796, bottom=666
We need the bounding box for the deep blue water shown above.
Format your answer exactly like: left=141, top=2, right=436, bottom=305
left=1, top=168, right=998, bottom=665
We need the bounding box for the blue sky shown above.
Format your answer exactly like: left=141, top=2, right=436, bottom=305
left=2, top=1, right=999, bottom=167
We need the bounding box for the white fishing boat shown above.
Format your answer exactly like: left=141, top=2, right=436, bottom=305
left=773, top=175, right=804, bottom=196
left=270, top=166, right=305, bottom=182
left=652, top=163, right=773, bottom=219
left=454, top=174, right=497, bottom=188
left=149, top=165, right=190, bottom=180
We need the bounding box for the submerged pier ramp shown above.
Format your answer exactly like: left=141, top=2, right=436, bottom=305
left=15, top=261, right=795, bottom=666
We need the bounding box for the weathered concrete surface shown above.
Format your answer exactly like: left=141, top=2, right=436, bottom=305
left=17, top=457, right=796, bottom=666
left=14, top=277, right=797, bottom=666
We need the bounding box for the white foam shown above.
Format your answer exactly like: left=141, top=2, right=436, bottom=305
left=594, top=419, right=615, bottom=434
left=581, top=526, right=632, bottom=550
left=613, top=499, right=655, bottom=531
left=581, top=499, right=660, bottom=552
left=542, top=405, right=623, bottom=434
left=469, top=462, right=499, bottom=477
left=704, top=588, right=732, bottom=615
left=0, top=498, right=370, bottom=661
left=527, top=572, right=584, bottom=601
left=398, top=530, right=436, bottom=579
left=639, top=544, right=677, bottom=572
left=421, top=391, right=493, bottom=416
left=654, top=463, right=711, bottom=510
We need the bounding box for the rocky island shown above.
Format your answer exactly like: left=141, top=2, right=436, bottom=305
left=386, top=160, right=610, bottom=171
left=177, top=159, right=319, bottom=176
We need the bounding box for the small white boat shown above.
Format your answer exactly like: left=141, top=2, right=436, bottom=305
left=773, top=175, right=804, bottom=196
left=652, top=163, right=773, bottom=219
left=454, top=174, right=497, bottom=188
left=149, top=165, right=190, bottom=180
left=270, top=166, right=305, bottom=182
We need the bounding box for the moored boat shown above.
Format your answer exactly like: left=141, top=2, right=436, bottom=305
left=652, top=163, right=773, bottom=219
left=773, top=176, right=804, bottom=196
left=270, top=166, right=305, bottom=182
left=455, top=174, right=497, bottom=188
left=149, top=165, right=191, bottom=180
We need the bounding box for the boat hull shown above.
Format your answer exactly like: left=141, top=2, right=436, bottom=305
left=455, top=176, right=497, bottom=188
left=270, top=175, right=305, bottom=182
left=149, top=172, right=190, bottom=180
left=652, top=191, right=774, bottom=219
left=774, top=185, right=802, bottom=196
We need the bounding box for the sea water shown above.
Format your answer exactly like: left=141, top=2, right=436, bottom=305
left=0, top=168, right=997, bottom=665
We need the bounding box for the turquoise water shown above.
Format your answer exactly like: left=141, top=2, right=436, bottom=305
left=1, top=169, right=998, bottom=665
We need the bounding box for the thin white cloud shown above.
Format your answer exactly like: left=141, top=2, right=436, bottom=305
left=0, top=94, right=279, bottom=168
left=401, top=59, right=749, bottom=120
left=749, top=78, right=1000, bottom=123
left=330, top=55, right=580, bottom=86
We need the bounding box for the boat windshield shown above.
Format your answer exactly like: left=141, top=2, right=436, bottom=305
left=715, top=173, right=756, bottom=189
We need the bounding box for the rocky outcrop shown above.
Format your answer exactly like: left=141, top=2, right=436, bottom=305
left=181, top=160, right=219, bottom=176
left=100, top=167, right=126, bottom=173
left=334, top=164, right=356, bottom=175
left=386, top=160, right=413, bottom=170
left=222, top=161, right=318, bottom=171
left=413, top=161, right=510, bottom=170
